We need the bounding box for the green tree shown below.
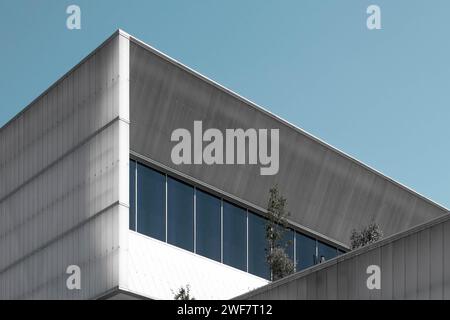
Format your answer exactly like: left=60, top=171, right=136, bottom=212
left=350, top=221, right=383, bottom=250
left=173, top=284, right=195, bottom=300
left=266, top=185, right=295, bottom=281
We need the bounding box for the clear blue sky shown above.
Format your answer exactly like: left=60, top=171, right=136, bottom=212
left=0, top=0, right=449, bottom=209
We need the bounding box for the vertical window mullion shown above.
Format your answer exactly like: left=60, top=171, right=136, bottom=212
left=246, top=210, right=249, bottom=273
left=220, top=199, right=223, bottom=263
left=293, top=232, right=296, bottom=272
left=135, top=161, right=137, bottom=231
left=165, top=174, right=168, bottom=243
left=315, top=239, right=318, bottom=264
left=193, top=187, right=196, bottom=253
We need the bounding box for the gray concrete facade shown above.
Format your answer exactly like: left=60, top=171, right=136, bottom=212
left=237, top=212, right=450, bottom=299
left=0, top=31, right=130, bottom=299
left=128, top=37, right=447, bottom=247
left=0, top=29, right=447, bottom=299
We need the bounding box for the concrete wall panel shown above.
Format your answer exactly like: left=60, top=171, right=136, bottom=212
left=0, top=32, right=130, bottom=299
left=129, top=39, right=446, bottom=246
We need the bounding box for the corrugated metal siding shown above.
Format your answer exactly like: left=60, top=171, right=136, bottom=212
left=128, top=39, right=446, bottom=246
left=0, top=32, right=130, bottom=299
left=238, top=213, right=450, bottom=300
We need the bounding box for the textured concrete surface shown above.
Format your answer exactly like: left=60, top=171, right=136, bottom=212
left=129, top=38, right=446, bottom=247
left=0, top=31, right=130, bottom=299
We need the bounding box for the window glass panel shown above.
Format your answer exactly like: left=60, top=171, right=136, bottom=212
left=167, top=177, right=194, bottom=251
left=223, top=201, right=247, bottom=271
left=137, top=163, right=165, bottom=241
left=248, top=212, right=270, bottom=279
left=296, top=233, right=317, bottom=271
left=196, top=189, right=221, bottom=262
left=318, top=241, right=337, bottom=263
left=129, top=160, right=136, bottom=230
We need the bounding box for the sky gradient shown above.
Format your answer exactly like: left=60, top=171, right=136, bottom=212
left=0, top=0, right=449, bottom=209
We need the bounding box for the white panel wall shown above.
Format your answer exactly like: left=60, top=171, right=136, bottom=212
left=0, top=31, right=130, bottom=299
left=125, top=231, right=268, bottom=300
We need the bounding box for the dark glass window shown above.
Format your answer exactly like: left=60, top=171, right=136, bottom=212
left=196, top=189, right=221, bottom=262
left=137, top=163, right=165, bottom=241
left=248, top=212, right=270, bottom=279
left=129, top=160, right=136, bottom=231
left=318, top=241, right=338, bottom=263
left=167, top=177, right=194, bottom=251
left=296, top=233, right=317, bottom=271
left=223, top=201, right=247, bottom=272
left=130, top=159, right=346, bottom=276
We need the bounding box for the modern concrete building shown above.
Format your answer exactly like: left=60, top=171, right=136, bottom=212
left=0, top=30, right=448, bottom=300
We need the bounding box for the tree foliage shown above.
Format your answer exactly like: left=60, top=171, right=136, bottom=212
left=173, top=284, right=195, bottom=300
left=266, top=185, right=295, bottom=281
left=267, top=247, right=295, bottom=281
left=350, top=221, right=383, bottom=250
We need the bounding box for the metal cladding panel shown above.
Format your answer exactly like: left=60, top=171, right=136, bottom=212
left=429, top=223, right=444, bottom=299
left=336, top=256, right=350, bottom=299
left=238, top=214, right=450, bottom=300
left=285, top=280, right=298, bottom=300
left=296, top=276, right=307, bottom=299
left=0, top=206, right=120, bottom=299
left=346, top=253, right=361, bottom=300
left=444, top=220, right=450, bottom=299
left=417, top=228, right=430, bottom=299
left=315, top=268, right=328, bottom=299
left=355, top=250, right=370, bottom=300
left=392, top=238, right=406, bottom=299
left=128, top=40, right=446, bottom=246
left=366, top=248, right=382, bottom=300
left=305, top=271, right=317, bottom=299
left=0, top=32, right=130, bottom=299
left=380, top=243, right=393, bottom=299
left=404, top=234, right=418, bottom=300
left=325, top=264, right=338, bottom=300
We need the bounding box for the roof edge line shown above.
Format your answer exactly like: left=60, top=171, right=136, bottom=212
left=0, top=29, right=126, bottom=133
left=127, top=32, right=449, bottom=213
left=2, top=28, right=448, bottom=213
